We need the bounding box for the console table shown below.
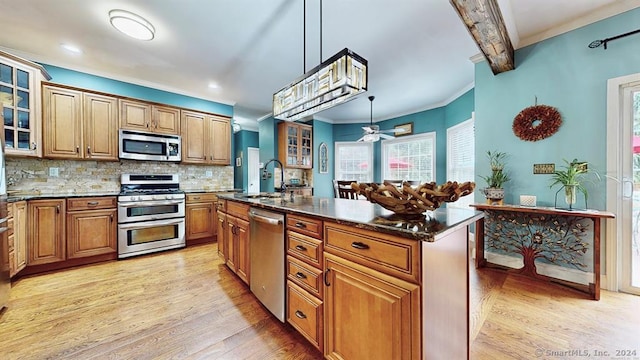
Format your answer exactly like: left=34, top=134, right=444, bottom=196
left=470, top=204, right=615, bottom=300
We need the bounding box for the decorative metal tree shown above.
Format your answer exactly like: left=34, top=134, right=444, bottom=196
left=484, top=210, right=591, bottom=278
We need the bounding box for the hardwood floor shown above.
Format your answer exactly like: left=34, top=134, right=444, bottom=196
left=0, top=244, right=322, bottom=360
left=1, top=243, right=639, bottom=359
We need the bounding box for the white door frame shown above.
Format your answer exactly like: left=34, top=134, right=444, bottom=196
left=606, top=72, right=640, bottom=293
left=247, top=147, right=260, bottom=194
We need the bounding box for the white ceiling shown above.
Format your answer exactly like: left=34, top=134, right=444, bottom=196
left=0, top=0, right=637, bottom=131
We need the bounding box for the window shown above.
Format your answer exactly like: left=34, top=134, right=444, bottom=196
left=334, top=142, right=373, bottom=182
left=382, top=132, right=435, bottom=182
left=446, top=117, right=475, bottom=209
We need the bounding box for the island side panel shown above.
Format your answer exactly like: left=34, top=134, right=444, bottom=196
left=422, top=225, right=469, bottom=360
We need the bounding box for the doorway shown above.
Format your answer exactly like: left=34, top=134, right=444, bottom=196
left=247, top=147, right=260, bottom=194
left=607, top=73, right=640, bottom=295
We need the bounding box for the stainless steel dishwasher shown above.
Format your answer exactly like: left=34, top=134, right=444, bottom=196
left=249, top=207, right=285, bottom=322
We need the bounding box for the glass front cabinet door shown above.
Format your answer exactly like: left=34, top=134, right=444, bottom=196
left=0, top=50, right=51, bottom=157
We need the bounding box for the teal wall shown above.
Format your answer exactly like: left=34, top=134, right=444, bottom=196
left=331, top=89, right=474, bottom=184
left=43, top=64, right=233, bottom=116
left=234, top=130, right=259, bottom=191
left=259, top=117, right=278, bottom=192
left=312, top=120, right=335, bottom=197
left=474, top=8, right=640, bottom=209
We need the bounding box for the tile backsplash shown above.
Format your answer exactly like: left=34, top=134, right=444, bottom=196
left=6, top=158, right=234, bottom=194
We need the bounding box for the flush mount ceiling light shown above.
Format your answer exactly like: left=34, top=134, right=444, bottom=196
left=273, top=0, right=368, bottom=121
left=109, top=10, right=155, bottom=41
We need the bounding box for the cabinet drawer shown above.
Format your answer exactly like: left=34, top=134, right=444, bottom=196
left=226, top=201, right=249, bottom=219
left=287, top=281, right=323, bottom=351
left=186, top=193, right=218, bottom=202
left=67, top=196, right=117, bottom=211
left=287, top=214, right=322, bottom=239
left=216, top=199, right=226, bottom=211
left=8, top=233, right=15, bottom=252
left=287, top=255, right=323, bottom=299
left=7, top=218, right=14, bottom=236
left=287, top=232, right=322, bottom=268
left=324, top=222, right=420, bottom=283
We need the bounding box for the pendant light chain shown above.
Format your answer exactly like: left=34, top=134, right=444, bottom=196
left=320, top=0, right=323, bottom=62
left=303, top=0, right=306, bottom=73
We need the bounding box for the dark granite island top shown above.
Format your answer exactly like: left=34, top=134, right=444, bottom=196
left=218, top=193, right=483, bottom=242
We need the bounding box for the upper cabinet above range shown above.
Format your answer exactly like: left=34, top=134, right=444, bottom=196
left=181, top=110, right=231, bottom=165
left=119, top=99, right=180, bottom=135
left=278, top=122, right=312, bottom=169
left=1, top=50, right=51, bottom=157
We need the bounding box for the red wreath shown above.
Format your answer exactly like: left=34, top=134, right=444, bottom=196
left=512, top=104, right=562, bottom=142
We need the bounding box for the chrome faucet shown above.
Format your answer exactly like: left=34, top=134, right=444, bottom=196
left=263, top=158, right=286, bottom=195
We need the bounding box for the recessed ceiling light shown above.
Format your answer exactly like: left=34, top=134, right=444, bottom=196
left=61, top=43, right=82, bottom=54
left=109, top=10, right=155, bottom=41
left=208, top=83, right=220, bottom=89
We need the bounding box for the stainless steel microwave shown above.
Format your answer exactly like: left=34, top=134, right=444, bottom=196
left=119, top=129, right=181, bottom=162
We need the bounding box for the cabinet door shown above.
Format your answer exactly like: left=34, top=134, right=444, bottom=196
left=186, top=202, right=214, bottom=241
left=324, top=253, right=420, bottom=360
left=28, top=199, right=66, bottom=265
left=226, top=216, right=237, bottom=273
left=119, top=99, right=152, bottom=131
left=210, top=116, right=230, bottom=165
left=84, top=93, right=118, bottom=160
left=43, top=85, right=83, bottom=159
left=2, top=57, right=45, bottom=157
left=152, top=105, right=180, bottom=135
left=299, top=124, right=313, bottom=169
left=181, top=110, right=208, bottom=164
left=13, top=201, right=27, bottom=274
left=67, top=208, right=117, bottom=259
left=279, top=122, right=298, bottom=167
left=235, top=217, right=250, bottom=285
left=217, top=210, right=227, bottom=260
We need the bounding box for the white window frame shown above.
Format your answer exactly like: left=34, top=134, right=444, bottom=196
left=334, top=141, right=373, bottom=182
left=446, top=117, right=475, bottom=209
left=381, top=132, right=436, bottom=183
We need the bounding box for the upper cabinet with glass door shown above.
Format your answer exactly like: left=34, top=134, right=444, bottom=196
left=278, top=122, right=313, bottom=169
left=0, top=50, right=51, bottom=157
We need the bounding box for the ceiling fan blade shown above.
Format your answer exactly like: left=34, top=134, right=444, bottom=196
left=380, top=133, right=395, bottom=139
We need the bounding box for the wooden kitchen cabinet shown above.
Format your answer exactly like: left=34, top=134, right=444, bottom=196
left=217, top=210, right=227, bottom=260
left=42, top=84, right=118, bottom=161
left=66, top=197, right=117, bottom=259
left=8, top=201, right=27, bottom=277
left=181, top=110, right=231, bottom=165
left=1, top=49, right=51, bottom=157
left=286, top=214, right=324, bottom=351
left=185, top=193, right=218, bottom=245
left=223, top=201, right=250, bottom=284
left=323, top=252, right=420, bottom=360
left=119, top=99, right=180, bottom=135
left=278, top=122, right=312, bottom=169
left=28, top=199, right=66, bottom=266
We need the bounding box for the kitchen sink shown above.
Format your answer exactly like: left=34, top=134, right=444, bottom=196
left=241, top=192, right=284, bottom=199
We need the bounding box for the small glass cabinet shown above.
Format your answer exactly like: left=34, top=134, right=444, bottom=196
left=0, top=50, right=51, bottom=157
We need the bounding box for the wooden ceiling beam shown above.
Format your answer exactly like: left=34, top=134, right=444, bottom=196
left=450, top=0, right=515, bottom=75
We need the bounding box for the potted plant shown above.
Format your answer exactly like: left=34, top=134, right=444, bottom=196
left=549, top=158, right=591, bottom=210
left=480, top=150, right=510, bottom=202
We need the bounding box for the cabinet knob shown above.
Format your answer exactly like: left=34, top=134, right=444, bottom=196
left=87, top=146, right=91, bottom=155
left=31, top=142, right=37, bottom=150
left=294, top=310, right=307, bottom=319
left=294, top=245, right=307, bottom=252
left=76, top=146, right=80, bottom=153
left=295, top=222, right=307, bottom=229
left=295, top=272, right=307, bottom=279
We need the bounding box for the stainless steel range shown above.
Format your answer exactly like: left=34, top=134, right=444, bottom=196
left=118, top=174, right=185, bottom=259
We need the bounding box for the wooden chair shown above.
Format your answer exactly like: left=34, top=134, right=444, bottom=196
left=333, top=180, right=359, bottom=199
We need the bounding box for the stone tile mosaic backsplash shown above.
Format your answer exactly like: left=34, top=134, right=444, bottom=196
left=6, top=158, right=234, bottom=194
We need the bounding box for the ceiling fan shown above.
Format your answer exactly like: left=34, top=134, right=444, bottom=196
left=357, top=96, right=400, bottom=142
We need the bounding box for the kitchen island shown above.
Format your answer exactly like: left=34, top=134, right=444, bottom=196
left=217, top=193, right=483, bottom=360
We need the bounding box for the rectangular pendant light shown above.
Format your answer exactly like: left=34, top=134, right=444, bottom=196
left=273, top=48, right=368, bottom=121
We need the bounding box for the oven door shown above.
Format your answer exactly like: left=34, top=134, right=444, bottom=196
left=118, top=199, right=185, bottom=223
left=118, top=218, right=185, bottom=258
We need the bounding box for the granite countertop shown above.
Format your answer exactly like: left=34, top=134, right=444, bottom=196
left=218, top=193, right=483, bottom=242
left=6, top=188, right=241, bottom=202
